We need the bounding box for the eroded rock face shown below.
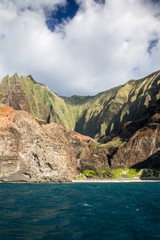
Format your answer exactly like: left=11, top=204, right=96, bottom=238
left=6, top=82, right=30, bottom=112
left=111, top=126, right=160, bottom=168
left=0, top=106, right=109, bottom=182
left=111, top=101, right=160, bottom=169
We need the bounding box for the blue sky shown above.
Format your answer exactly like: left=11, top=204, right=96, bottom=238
left=0, top=0, right=160, bottom=96
left=46, top=0, right=79, bottom=32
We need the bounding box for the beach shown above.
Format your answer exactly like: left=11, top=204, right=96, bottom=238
left=72, top=178, right=160, bottom=183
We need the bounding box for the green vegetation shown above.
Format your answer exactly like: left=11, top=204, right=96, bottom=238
left=34, top=117, right=46, bottom=123
left=0, top=104, right=5, bottom=108
left=102, top=140, right=126, bottom=148
left=140, top=169, right=160, bottom=178
left=0, top=70, right=160, bottom=139
left=96, top=143, right=104, bottom=147
left=83, top=170, right=96, bottom=177
left=78, top=167, right=113, bottom=179
left=77, top=174, right=85, bottom=179
left=141, top=169, right=152, bottom=178
left=112, top=168, right=160, bottom=179
left=153, top=169, right=160, bottom=177
left=77, top=168, right=160, bottom=179
left=112, top=168, right=142, bottom=178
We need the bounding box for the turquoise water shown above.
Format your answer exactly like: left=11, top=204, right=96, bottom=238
left=0, top=183, right=160, bottom=240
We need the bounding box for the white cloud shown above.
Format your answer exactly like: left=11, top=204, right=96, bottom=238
left=0, top=0, right=66, bottom=11
left=0, top=0, right=160, bottom=96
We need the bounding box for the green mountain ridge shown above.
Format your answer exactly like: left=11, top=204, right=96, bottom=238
left=0, top=70, right=160, bottom=139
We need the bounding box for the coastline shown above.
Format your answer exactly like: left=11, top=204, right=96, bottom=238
left=1, top=177, right=160, bottom=184
left=72, top=178, right=160, bottom=183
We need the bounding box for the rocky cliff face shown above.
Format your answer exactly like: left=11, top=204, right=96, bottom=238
left=0, top=105, right=108, bottom=182
left=111, top=127, right=160, bottom=169
left=110, top=100, right=160, bottom=169
left=0, top=70, right=160, bottom=139
left=0, top=71, right=160, bottom=181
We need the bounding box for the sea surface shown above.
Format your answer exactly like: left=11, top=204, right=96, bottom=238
left=0, top=183, right=160, bottom=240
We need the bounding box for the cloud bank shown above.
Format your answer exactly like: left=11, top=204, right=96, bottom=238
left=0, top=0, right=160, bottom=96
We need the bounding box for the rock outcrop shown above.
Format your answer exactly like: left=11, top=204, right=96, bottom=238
left=0, top=105, right=109, bottom=182
left=111, top=127, right=160, bottom=169
left=110, top=100, right=160, bottom=169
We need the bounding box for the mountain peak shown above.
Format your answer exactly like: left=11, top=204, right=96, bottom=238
left=12, top=72, right=19, bottom=78
left=0, top=70, right=160, bottom=139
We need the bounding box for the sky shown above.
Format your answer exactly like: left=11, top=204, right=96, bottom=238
left=0, top=0, right=160, bottom=96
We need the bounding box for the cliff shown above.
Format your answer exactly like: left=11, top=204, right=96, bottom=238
left=110, top=100, right=160, bottom=169
left=0, top=70, right=160, bottom=181
left=0, top=70, right=160, bottom=139
left=0, top=105, right=108, bottom=182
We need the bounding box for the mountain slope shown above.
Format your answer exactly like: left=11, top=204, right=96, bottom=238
left=109, top=99, right=160, bottom=169
left=0, top=98, right=160, bottom=183
left=0, top=70, right=160, bottom=139
left=0, top=105, right=109, bottom=182
left=0, top=73, right=75, bottom=130
left=76, top=70, right=160, bottom=139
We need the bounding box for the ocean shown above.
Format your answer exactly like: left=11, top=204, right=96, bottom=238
left=0, top=182, right=159, bottom=240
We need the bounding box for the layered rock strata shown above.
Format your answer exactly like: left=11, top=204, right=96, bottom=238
left=111, top=100, right=160, bottom=168
left=0, top=105, right=108, bottom=182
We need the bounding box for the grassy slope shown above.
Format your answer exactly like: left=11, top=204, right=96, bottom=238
left=0, top=70, right=160, bottom=138
left=77, top=168, right=160, bottom=179
left=64, top=70, right=160, bottom=138
left=0, top=74, right=75, bottom=130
